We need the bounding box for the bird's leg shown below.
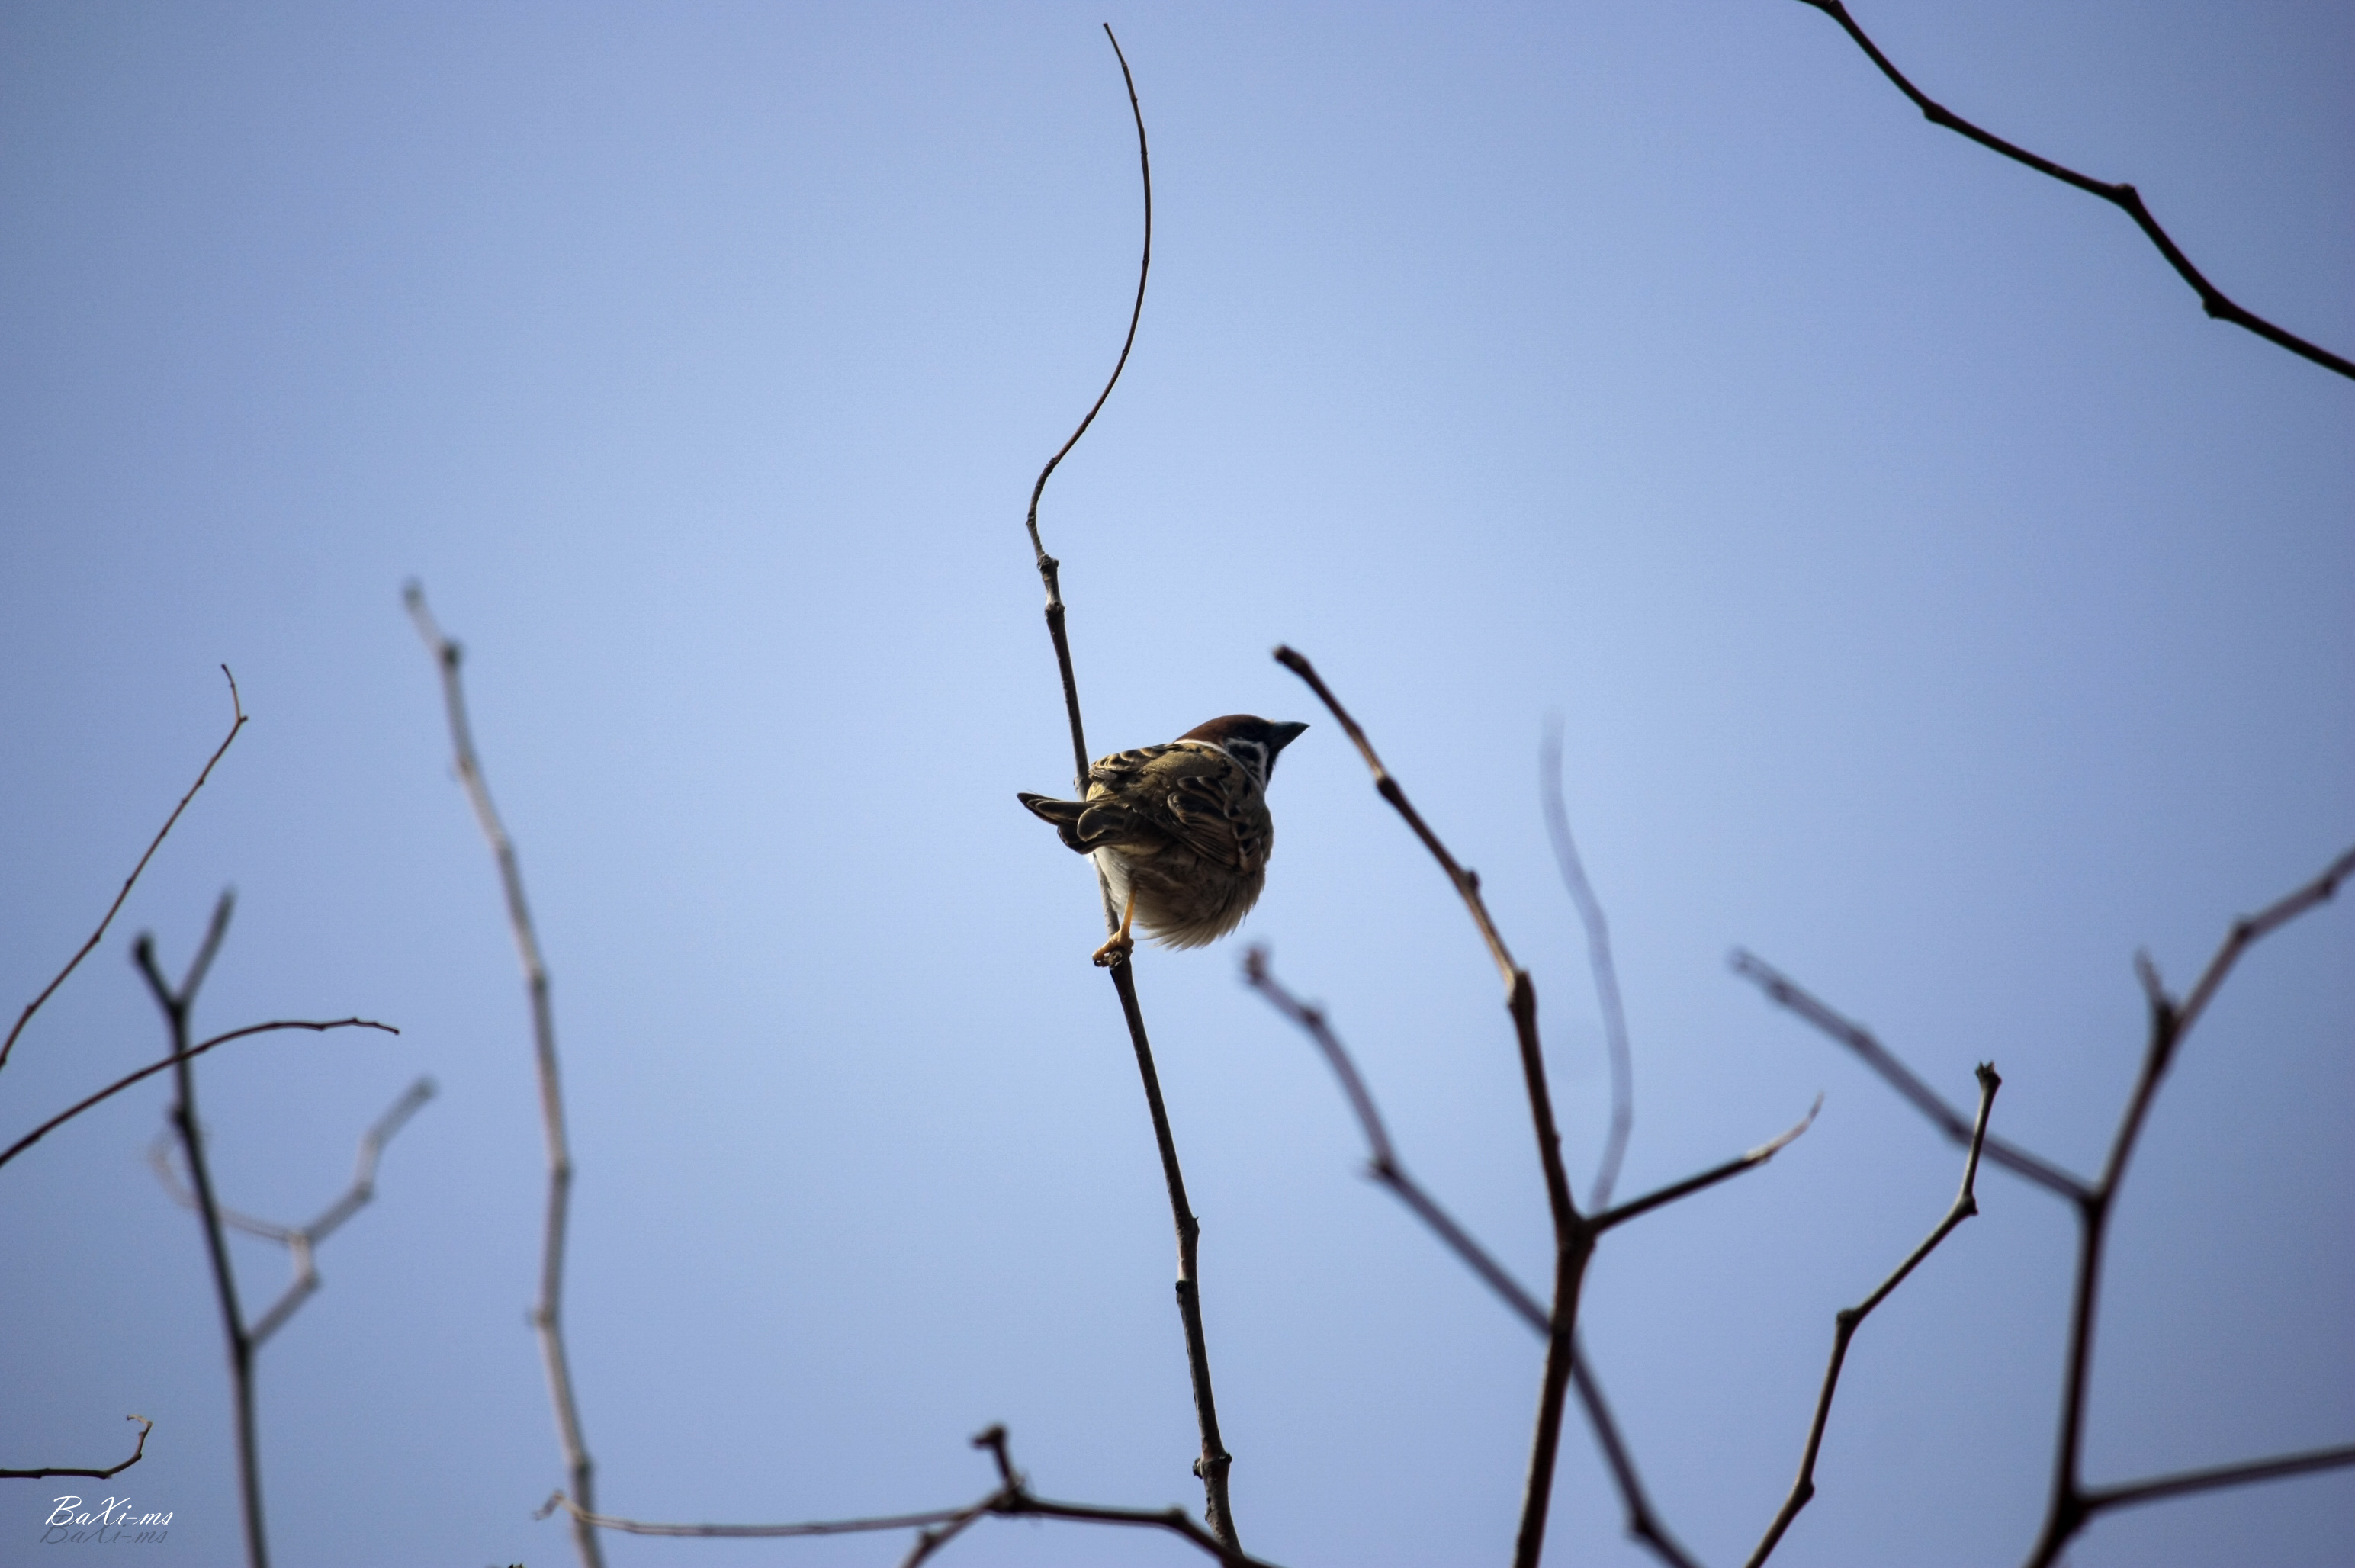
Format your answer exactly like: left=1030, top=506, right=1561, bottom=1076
left=1092, top=884, right=1138, bottom=969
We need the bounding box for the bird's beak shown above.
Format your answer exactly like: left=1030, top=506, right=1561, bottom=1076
left=1268, top=721, right=1309, bottom=754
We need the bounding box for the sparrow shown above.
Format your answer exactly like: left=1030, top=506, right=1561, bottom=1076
left=1020, top=715, right=1309, bottom=968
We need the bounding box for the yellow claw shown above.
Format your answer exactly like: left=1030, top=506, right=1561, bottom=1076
left=1092, top=883, right=1139, bottom=968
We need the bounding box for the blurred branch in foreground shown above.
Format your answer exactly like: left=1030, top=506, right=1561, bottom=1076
left=1541, top=717, right=1634, bottom=1210
left=150, top=1077, right=434, bottom=1347
left=405, top=581, right=605, bottom=1568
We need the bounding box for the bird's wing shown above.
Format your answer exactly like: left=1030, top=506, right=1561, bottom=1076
left=1154, top=748, right=1270, bottom=873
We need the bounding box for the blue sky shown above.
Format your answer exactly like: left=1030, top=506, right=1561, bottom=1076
left=3, top=4, right=2350, bottom=1566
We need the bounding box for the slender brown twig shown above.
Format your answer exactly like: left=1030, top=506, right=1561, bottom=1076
left=1590, top=1100, right=1821, bottom=1236
left=0, top=1016, right=394, bottom=1175
left=1541, top=718, right=1634, bottom=1209
left=404, top=583, right=606, bottom=1568
left=1793, top=0, right=2355, bottom=382
left=541, top=1426, right=1282, bottom=1568
left=151, top=1077, right=435, bottom=1347
left=1746, top=1064, right=2000, bottom=1567
left=0, top=1417, right=153, bottom=1482
left=1014, top=30, right=1241, bottom=1549
left=1273, top=645, right=1585, bottom=1568
left=1024, top=22, right=1154, bottom=797
left=2, top=667, right=244, bottom=1078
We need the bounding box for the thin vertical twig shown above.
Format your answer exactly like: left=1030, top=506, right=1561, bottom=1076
left=134, top=893, right=266, bottom=1568
left=1023, top=23, right=1154, bottom=798
left=2023, top=845, right=2355, bottom=1568
left=1018, top=29, right=1241, bottom=1550
left=1746, top=1065, right=2000, bottom=1567
left=1541, top=717, right=1633, bottom=1210
left=1272, top=647, right=1588, bottom=1568
left=405, top=583, right=606, bottom=1568
left=2, top=667, right=244, bottom=1078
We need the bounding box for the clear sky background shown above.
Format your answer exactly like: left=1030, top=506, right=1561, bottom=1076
left=2, top=4, right=2349, bottom=1566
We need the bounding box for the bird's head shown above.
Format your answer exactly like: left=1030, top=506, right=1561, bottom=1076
left=1179, top=715, right=1309, bottom=792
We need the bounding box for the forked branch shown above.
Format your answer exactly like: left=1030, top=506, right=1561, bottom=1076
left=1271, top=644, right=1585, bottom=1568
left=1244, top=943, right=1806, bottom=1568
left=539, top=1426, right=1282, bottom=1568
left=1794, top=0, right=2355, bottom=381
left=1733, top=846, right=2354, bottom=1566
left=150, top=1077, right=435, bottom=1346
left=2027, top=844, right=2355, bottom=1568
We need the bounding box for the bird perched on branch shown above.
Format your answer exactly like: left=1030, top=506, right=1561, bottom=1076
left=1020, top=715, right=1309, bottom=968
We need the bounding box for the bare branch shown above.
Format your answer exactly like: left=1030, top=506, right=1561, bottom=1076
left=2, top=667, right=244, bottom=1077
left=2029, top=845, right=2355, bottom=1568
left=1242, top=946, right=1547, bottom=1333
left=0, top=1416, right=153, bottom=1482
left=1569, top=1349, right=1704, bottom=1568
left=1747, top=1065, right=2000, bottom=1568
left=538, top=1492, right=972, bottom=1540
left=1024, top=23, right=1152, bottom=795
left=1006, top=37, right=1239, bottom=1547
left=542, top=1427, right=1284, bottom=1568
left=1274, top=647, right=1524, bottom=986
left=0, top=1017, right=395, bottom=1174
left=2084, top=1442, right=2355, bottom=1515
left=1591, top=1095, right=1820, bottom=1235
left=1271, top=646, right=1592, bottom=1568
left=1244, top=945, right=1750, bottom=1568
left=1731, top=949, right=2091, bottom=1201
left=141, top=897, right=265, bottom=1568
left=405, top=582, right=606, bottom=1568
left=1793, top=0, right=2355, bottom=381
left=1541, top=718, right=1634, bottom=1209
left=2170, top=845, right=2353, bottom=1044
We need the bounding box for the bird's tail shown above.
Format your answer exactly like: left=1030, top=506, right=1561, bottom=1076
left=1017, top=792, right=1090, bottom=853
